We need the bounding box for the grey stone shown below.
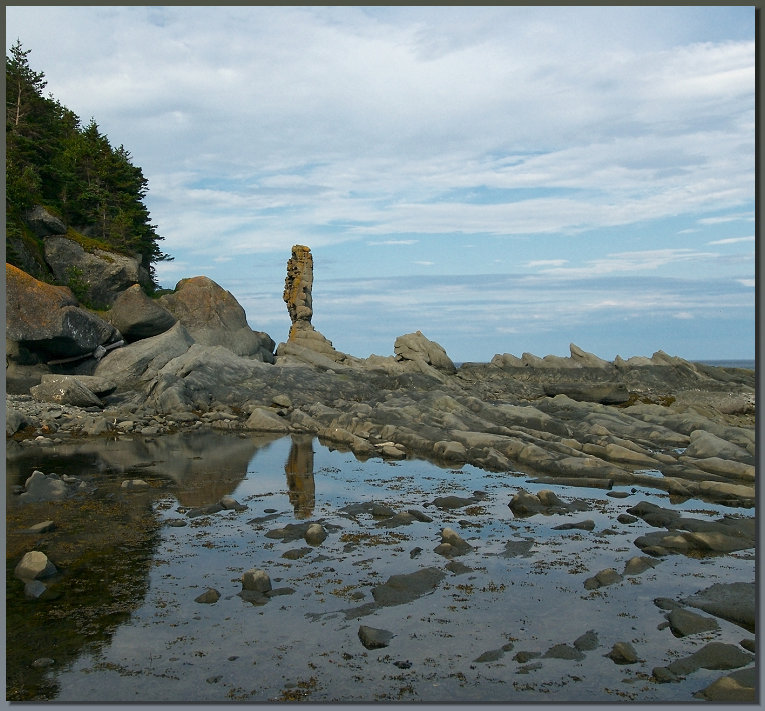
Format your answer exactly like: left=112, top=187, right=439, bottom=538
left=371, top=567, right=446, bottom=606
left=584, top=568, right=623, bottom=590
left=358, top=625, right=394, bottom=650
left=25, top=205, right=66, bottom=237
left=304, top=523, right=327, bottom=545
left=666, top=607, right=720, bottom=637
left=607, top=641, right=639, bottom=664
left=544, top=643, right=585, bottom=661
left=573, top=630, right=599, bottom=651
left=44, top=235, right=152, bottom=307
left=108, top=284, right=176, bottom=341
left=242, top=568, right=272, bottom=593
left=194, top=588, right=221, bottom=604
left=683, top=582, right=755, bottom=631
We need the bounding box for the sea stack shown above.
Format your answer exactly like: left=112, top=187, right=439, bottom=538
left=278, top=245, right=350, bottom=365
left=283, top=244, right=314, bottom=336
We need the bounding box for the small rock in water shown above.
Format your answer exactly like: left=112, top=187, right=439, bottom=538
left=584, top=568, right=623, bottom=590
left=219, top=495, right=246, bottom=511
left=358, top=625, right=394, bottom=649
left=607, top=641, right=639, bottom=664
left=194, top=588, right=221, bottom=604
left=304, top=523, right=327, bottom=545
left=25, top=520, right=56, bottom=534
left=573, top=630, right=599, bottom=651
left=15, top=551, right=57, bottom=580
left=242, top=568, right=272, bottom=593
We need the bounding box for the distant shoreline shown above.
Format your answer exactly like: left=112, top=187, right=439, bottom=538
left=453, top=359, right=756, bottom=370
left=694, top=359, right=756, bottom=370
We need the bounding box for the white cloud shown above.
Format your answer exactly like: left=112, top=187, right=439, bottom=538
left=707, top=236, right=754, bottom=245
left=527, top=259, right=568, bottom=268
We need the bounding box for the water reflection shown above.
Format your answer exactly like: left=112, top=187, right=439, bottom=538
left=285, top=435, right=315, bottom=518
left=6, top=430, right=284, bottom=507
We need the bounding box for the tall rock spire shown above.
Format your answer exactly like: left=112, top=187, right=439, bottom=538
left=283, top=244, right=313, bottom=332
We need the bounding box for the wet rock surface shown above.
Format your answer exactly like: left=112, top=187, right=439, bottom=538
left=5, top=431, right=755, bottom=703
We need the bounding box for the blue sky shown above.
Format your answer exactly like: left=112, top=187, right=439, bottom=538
left=6, top=6, right=755, bottom=362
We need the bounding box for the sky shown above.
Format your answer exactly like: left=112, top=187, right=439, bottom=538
left=5, top=6, right=756, bottom=362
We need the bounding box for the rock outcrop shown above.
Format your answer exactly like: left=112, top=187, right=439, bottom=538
left=44, top=235, right=152, bottom=308
left=159, top=276, right=274, bottom=361
left=6, top=263, right=119, bottom=363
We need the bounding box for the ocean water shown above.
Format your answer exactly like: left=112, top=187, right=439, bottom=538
left=694, top=359, right=755, bottom=370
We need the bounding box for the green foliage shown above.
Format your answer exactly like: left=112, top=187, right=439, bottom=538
left=5, top=40, right=172, bottom=288
left=64, top=264, right=89, bottom=302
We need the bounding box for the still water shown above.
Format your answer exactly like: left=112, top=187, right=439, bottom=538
left=6, top=431, right=755, bottom=702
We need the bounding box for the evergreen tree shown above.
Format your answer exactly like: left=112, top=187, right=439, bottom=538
left=5, top=40, right=172, bottom=289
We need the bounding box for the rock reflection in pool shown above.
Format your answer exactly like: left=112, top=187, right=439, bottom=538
left=284, top=435, right=315, bottom=518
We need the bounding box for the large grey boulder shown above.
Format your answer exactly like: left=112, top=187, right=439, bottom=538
left=94, top=321, right=195, bottom=389
left=394, top=331, right=456, bottom=374
left=44, top=236, right=152, bottom=308
left=107, top=284, right=176, bottom=341
left=6, top=263, right=119, bottom=362
left=24, top=205, right=66, bottom=237
left=159, top=276, right=274, bottom=361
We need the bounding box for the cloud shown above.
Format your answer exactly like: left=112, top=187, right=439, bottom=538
left=533, top=248, right=720, bottom=278
left=526, top=259, right=568, bottom=268
left=367, top=239, right=419, bottom=246
left=707, top=236, right=754, bottom=245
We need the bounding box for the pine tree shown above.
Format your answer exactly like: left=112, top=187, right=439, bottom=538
left=5, top=41, right=172, bottom=289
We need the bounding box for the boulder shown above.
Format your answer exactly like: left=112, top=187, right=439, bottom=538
left=194, top=588, right=221, bottom=604
left=666, top=607, right=720, bottom=637
left=606, top=642, right=639, bottom=664
left=94, top=321, right=195, bottom=389
left=394, top=331, right=456, bottom=374
left=6, top=263, right=118, bottom=361
left=20, top=471, right=70, bottom=501
left=242, top=568, right=272, bottom=593
left=107, top=284, right=176, bottom=341
left=358, top=625, right=394, bottom=650
left=43, top=236, right=152, bottom=307
left=683, top=582, right=755, bottom=631
left=371, top=567, right=446, bottom=606
left=24, top=205, right=67, bottom=237
left=159, top=276, right=274, bottom=361
left=30, top=377, right=103, bottom=408
left=245, top=407, right=290, bottom=433
left=14, top=551, right=57, bottom=580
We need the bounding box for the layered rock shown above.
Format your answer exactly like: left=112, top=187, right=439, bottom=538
left=44, top=235, right=152, bottom=308
left=158, top=276, right=274, bottom=361
left=6, top=263, right=119, bottom=363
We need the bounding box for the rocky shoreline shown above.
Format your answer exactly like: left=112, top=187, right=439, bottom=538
left=5, top=241, right=757, bottom=702
left=6, top=243, right=756, bottom=510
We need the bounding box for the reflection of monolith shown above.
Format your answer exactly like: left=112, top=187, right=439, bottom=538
left=285, top=435, right=316, bottom=519
left=277, top=245, right=351, bottom=364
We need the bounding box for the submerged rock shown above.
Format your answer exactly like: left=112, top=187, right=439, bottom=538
left=371, top=567, right=446, bottom=606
